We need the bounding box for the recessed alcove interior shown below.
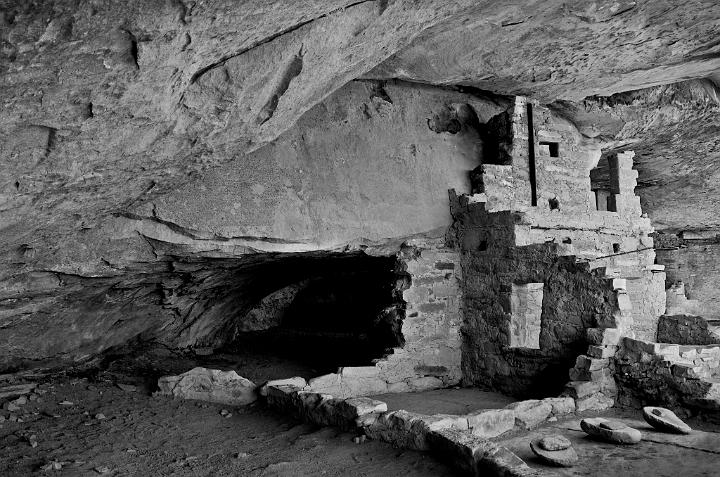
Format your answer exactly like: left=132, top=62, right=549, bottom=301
left=165, top=251, right=405, bottom=383
left=590, top=153, right=617, bottom=212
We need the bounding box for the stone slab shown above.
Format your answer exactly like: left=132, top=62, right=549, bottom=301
left=157, top=367, right=257, bottom=406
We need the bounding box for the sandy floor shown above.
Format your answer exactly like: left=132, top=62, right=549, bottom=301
left=0, top=376, right=458, bottom=477
left=371, top=388, right=515, bottom=415
left=3, top=347, right=720, bottom=477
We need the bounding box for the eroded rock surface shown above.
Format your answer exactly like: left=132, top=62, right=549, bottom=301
left=1, top=0, right=719, bottom=370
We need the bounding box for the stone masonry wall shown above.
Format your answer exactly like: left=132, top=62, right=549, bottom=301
left=656, top=235, right=720, bottom=321
left=615, top=337, right=720, bottom=414
left=307, top=238, right=463, bottom=398
left=449, top=196, right=617, bottom=398
left=451, top=97, right=666, bottom=399
left=657, top=314, right=720, bottom=345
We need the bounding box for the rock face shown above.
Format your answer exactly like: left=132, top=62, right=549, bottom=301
left=0, top=80, right=490, bottom=371
left=560, top=80, right=720, bottom=234
left=157, top=367, right=257, bottom=406
left=365, top=1, right=720, bottom=101
left=0, top=0, right=719, bottom=372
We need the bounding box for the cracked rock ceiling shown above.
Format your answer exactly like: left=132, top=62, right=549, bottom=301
left=0, top=0, right=719, bottom=369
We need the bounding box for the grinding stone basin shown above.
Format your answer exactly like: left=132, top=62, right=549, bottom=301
left=643, top=406, right=692, bottom=434
left=580, top=417, right=642, bottom=444
left=530, top=436, right=578, bottom=467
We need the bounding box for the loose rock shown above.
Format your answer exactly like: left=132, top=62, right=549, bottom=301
left=581, top=417, right=642, bottom=444
left=530, top=437, right=578, bottom=467
left=157, top=368, right=257, bottom=406
left=643, top=406, right=692, bottom=434
left=538, top=435, right=571, bottom=451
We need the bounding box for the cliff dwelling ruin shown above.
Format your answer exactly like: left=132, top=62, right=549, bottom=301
left=2, top=1, right=720, bottom=476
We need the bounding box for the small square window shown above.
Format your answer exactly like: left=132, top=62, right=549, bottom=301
left=539, top=141, right=559, bottom=157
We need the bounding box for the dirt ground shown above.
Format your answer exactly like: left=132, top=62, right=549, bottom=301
left=0, top=376, right=458, bottom=477
left=3, top=346, right=720, bottom=477
left=1, top=346, right=460, bottom=476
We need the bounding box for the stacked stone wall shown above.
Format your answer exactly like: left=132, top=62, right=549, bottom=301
left=657, top=238, right=720, bottom=321
left=657, top=314, right=720, bottom=345
left=308, top=238, right=463, bottom=397
left=615, top=337, right=720, bottom=414
left=451, top=230, right=617, bottom=397
left=625, top=272, right=667, bottom=340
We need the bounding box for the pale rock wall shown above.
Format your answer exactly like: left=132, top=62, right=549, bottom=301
left=134, top=80, right=499, bottom=248
left=0, top=80, right=495, bottom=371
left=656, top=235, right=720, bottom=321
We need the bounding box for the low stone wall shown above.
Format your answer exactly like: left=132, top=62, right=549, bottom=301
left=615, top=337, right=720, bottom=413
left=373, top=238, right=463, bottom=391
left=263, top=377, right=576, bottom=476
left=657, top=314, right=720, bottom=345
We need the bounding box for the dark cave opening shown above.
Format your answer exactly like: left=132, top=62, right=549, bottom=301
left=219, top=252, right=403, bottom=378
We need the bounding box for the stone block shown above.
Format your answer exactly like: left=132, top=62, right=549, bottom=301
left=259, top=377, right=307, bottom=396
left=420, top=414, right=469, bottom=432
left=344, top=376, right=389, bottom=397
left=157, top=367, right=257, bottom=406
left=543, top=397, right=575, bottom=416
left=587, top=345, right=619, bottom=359
left=466, top=409, right=516, bottom=438
left=344, top=397, right=388, bottom=416
left=587, top=328, right=622, bottom=345
left=426, top=428, right=538, bottom=477
left=386, top=381, right=411, bottom=393
left=622, top=337, right=659, bottom=355
left=264, top=384, right=301, bottom=413
left=308, top=373, right=345, bottom=396
left=402, top=286, right=430, bottom=304
left=425, top=428, right=482, bottom=476
left=365, top=410, right=430, bottom=450
left=407, top=376, right=444, bottom=392
left=581, top=367, right=614, bottom=382
left=671, top=364, right=710, bottom=379
left=339, top=366, right=380, bottom=378
left=575, top=392, right=614, bottom=412
left=563, top=380, right=603, bottom=399
left=574, top=355, right=609, bottom=372
left=505, top=399, right=552, bottom=429
left=655, top=343, right=680, bottom=358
